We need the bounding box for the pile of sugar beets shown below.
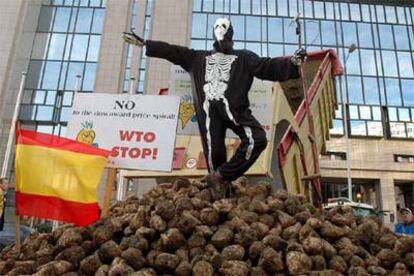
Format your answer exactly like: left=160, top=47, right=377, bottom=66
left=1, top=177, right=414, bottom=275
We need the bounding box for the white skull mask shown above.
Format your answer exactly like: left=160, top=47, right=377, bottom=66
left=214, top=18, right=231, bottom=41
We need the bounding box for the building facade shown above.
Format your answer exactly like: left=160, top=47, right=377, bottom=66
left=1, top=0, right=414, bottom=227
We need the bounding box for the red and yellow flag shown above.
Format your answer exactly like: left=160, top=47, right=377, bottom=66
left=14, top=129, right=110, bottom=226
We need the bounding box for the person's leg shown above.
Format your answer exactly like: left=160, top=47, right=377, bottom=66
left=202, top=101, right=227, bottom=171
left=218, top=121, right=267, bottom=182
left=202, top=101, right=229, bottom=200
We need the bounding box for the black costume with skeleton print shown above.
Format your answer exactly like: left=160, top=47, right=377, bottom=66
left=146, top=25, right=299, bottom=181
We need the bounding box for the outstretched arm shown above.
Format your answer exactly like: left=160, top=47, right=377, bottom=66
left=123, top=30, right=146, bottom=47
left=247, top=48, right=307, bottom=82
left=123, top=30, right=196, bottom=72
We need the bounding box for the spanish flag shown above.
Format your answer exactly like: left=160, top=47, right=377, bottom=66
left=15, top=129, right=110, bottom=226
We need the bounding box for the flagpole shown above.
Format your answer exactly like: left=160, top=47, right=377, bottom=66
left=14, top=215, right=21, bottom=251
left=1, top=72, right=26, bottom=180
left=3, top=72, right=27, bottom=252
left=101, top=167, right=116, bottom=218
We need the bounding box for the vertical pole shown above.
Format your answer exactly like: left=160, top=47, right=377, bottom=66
left=101, top=167, right=117, bottom=218
left=129, top=77, right=136, bottom=95
left=74, top=74, right=81, bottom=94
left=1, top=72, right=26, bottom=179
left=342, top=45, right=357, bottom=201
left=14, top=215, right=20, bottom=251
left=343, top=56, right=353, bottom=201
left=1, top=72, right=26, bottom=252
left=52, top=220, right=59, bottom=231
left=115, top=76, right=136, bottom=201
left=117, top=170, right=126, bottom=201
left=294, top=15, right=322, bottom=207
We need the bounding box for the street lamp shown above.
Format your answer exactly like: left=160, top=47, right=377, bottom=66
left=343, top=43, right=357, bottom=201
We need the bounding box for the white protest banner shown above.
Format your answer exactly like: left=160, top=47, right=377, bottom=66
left=169, top=65, right=273, bottom=140
left=169, top=66, right=199, bottom=135
left=66, top=94, right=180, bottom=172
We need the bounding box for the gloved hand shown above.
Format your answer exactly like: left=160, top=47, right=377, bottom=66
left=290, top=47, right=307, bottom=66
left=122, top=30, right=146, bottom=47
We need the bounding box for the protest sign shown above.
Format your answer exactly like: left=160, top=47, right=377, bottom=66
left=169, top=65, right=273, bottom=140
left=67, top=94, right=180, bottom=171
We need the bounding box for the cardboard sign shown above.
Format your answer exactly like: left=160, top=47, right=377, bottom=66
left=66, top=94, right=180, bottom=172
left=169, top=65, right=273, bottom=140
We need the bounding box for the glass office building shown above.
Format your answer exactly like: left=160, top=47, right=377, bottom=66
left=191, top=0, right=414, bottom=139
left=20, top=0, right=106, bottom=135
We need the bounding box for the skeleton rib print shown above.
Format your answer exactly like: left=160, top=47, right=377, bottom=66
left=202, top=52, right=255, bottom=171
left=203, top=53, right=237, bottom=100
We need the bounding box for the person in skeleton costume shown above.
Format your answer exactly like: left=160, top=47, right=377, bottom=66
left=123, top=18, right=307, bottom=199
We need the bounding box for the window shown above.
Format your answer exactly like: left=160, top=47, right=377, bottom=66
left=397, top=52, right=414, bottom=78
left=135, top=0, right=153, bottom=94
left=267, top=0, right=275, bottom=16
left=231, top=15, right=245, bottom=40
left=230, top=0, right=239, bottom=14
left=304, top=1, right=313, bottom=18
left=32, top=34, right=50, bottom=60
left=396, top=7, right=406, bottom=24
left=394, top=155, right=414, bottom=164
left=382, top=51, right=398, bottom=77
left=289, top=0, right=297, bottom=17
left=215, top=0, right=224, bottom=13
left=325, top=2, right=334, bottom=20
left=378, top=24, right=394, bottom=49
left=359, top=50, right=376, bottom=76
left=340, top=3, right=349, bottom=21
left=76, top=8, right=93, bottom=32
left=345, top=50, right=360, bottom=75
left=385, top=78, right=401, bottom=106
left=22, top=1, right=105, bottom=127
left=277, top=0, right=287, bottom=17
left=321, top=152, right=346, bottom=161
left=321, top=21, right=336, bottom=45
left=53, top=7, right=71, bottom=32
left=246, top=16, right=261, bottom=41
left=376, top=5, right=385, bottom=23
left=348, top=105, right=383, bottom=137
left=194, top=0, right=202, bottom=11
left=192, top=13, right=207, bottom=38
left=363, top=77, right=379, bottom=105
left=342, top=22, right=357, bottom=48
left=38, top=7, right=55, bottom=32
left=240, top=0, right=250, bottom=14
left=268, top=18, right=283, bottom=42
left=350, top=120, right=366, bottom=136
left=347, top=76, right=363, bottom=104
left=361, top=5, right=370, bottom=22
left=87, top=35, right=101, bottom=61
left=350, top=4, right=360, bottom=22
left=203, top=0, right=213, bottom=12
left=283, top=18, right=296, bottom=44
left=314, top=2, right=324, bottom=19
left=402, top=80, right=414, bottom=106
left=71, top=34, right=89, bottom=61
left=91, top=9, right=105, bottom=33
left=394, top=25, right=410, bottom=50
left=385, top=6, right=396, bottom=23
left=42, top=62, right=61, bottom=89
left=357, top=23, right=373, bottom=48
left=305, top=20, right=320, bottom=46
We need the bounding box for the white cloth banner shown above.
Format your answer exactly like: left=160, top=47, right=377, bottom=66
left=169, top=65, right=273, bottom=140
left=66, top=94, right=180, bottom=172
